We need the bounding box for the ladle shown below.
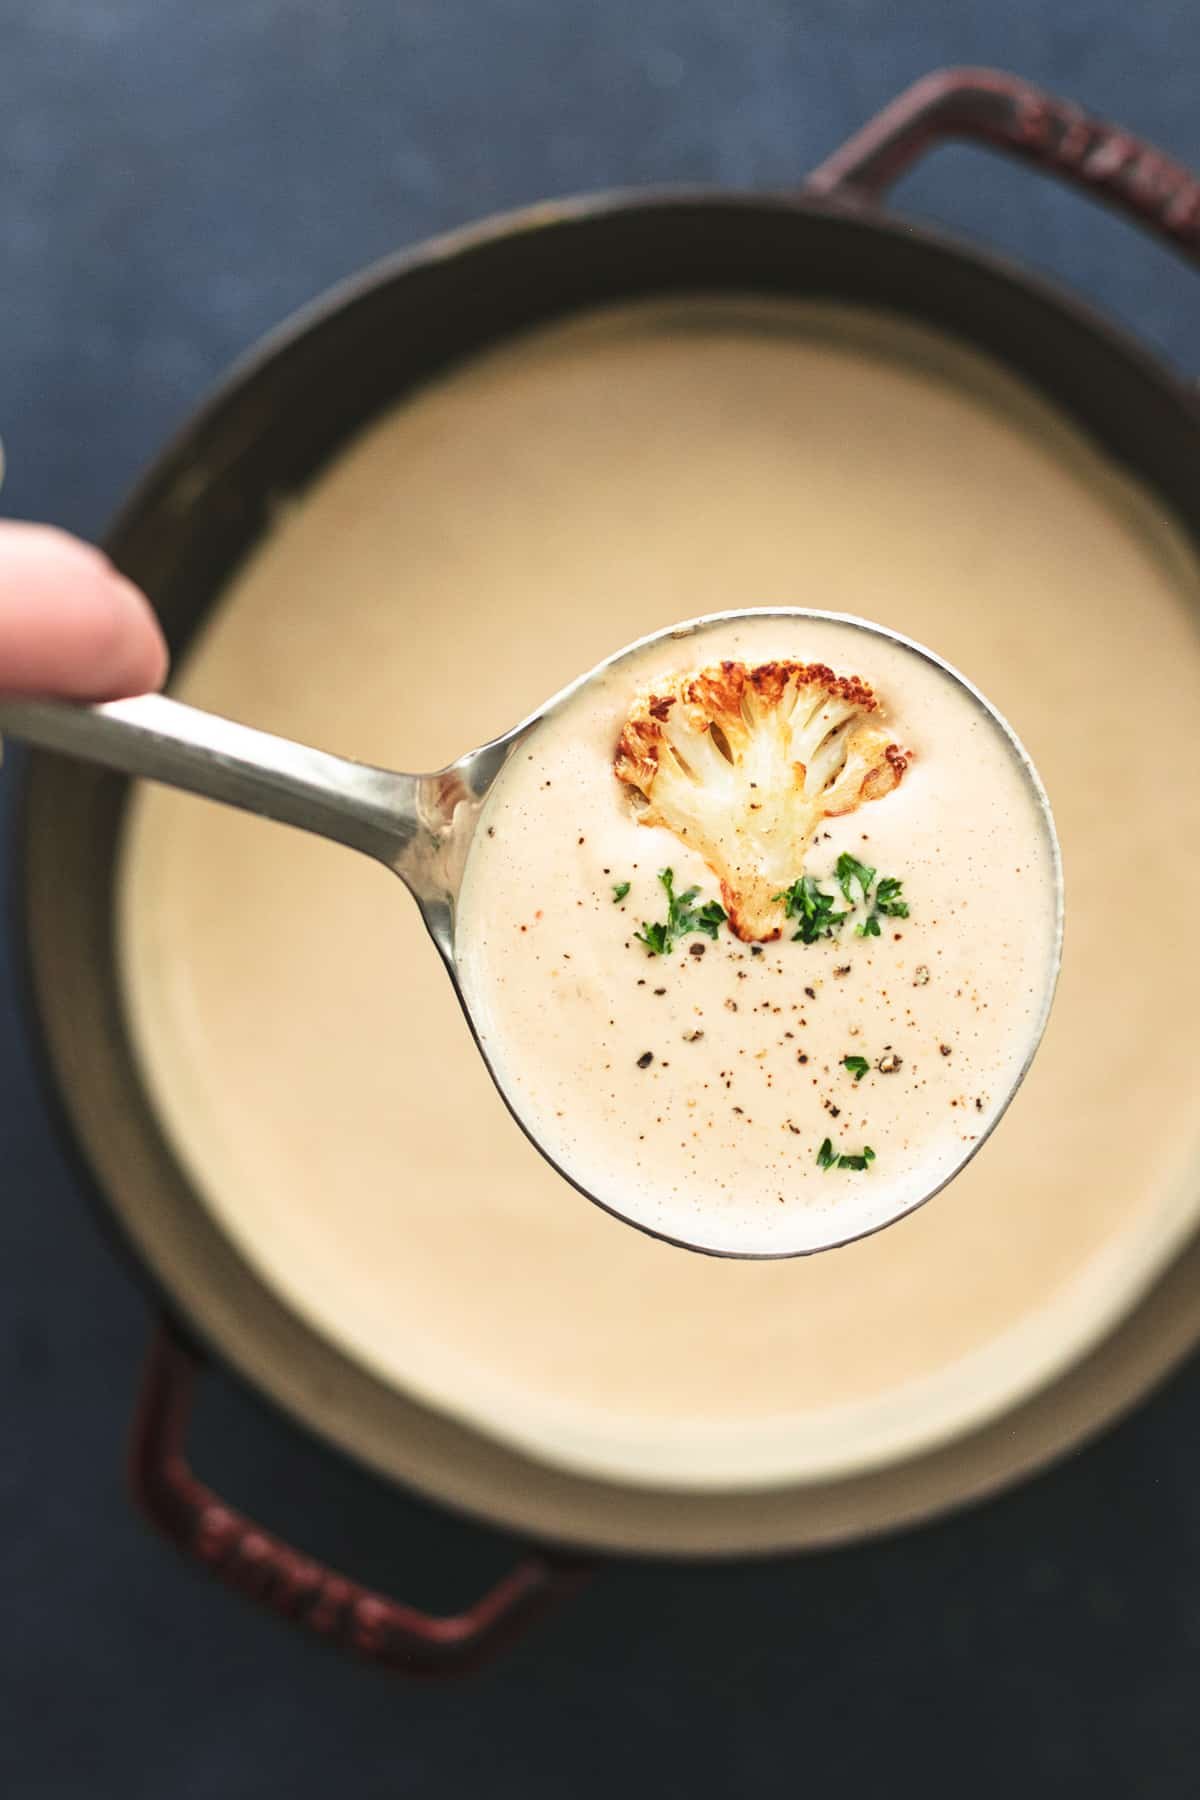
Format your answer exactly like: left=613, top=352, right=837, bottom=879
left=0, top=609, right=1063, bottom=1257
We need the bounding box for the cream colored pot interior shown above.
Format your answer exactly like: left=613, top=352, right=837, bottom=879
left=116, top=300, right=1200, bottom=1530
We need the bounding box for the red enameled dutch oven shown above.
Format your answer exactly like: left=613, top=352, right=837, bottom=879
left=13, top=68, right=1200, bottom=1674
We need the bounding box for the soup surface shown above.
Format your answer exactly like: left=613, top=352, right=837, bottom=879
left=456, top=612, right=1060, bottom=1255
left=119, top=299, right=1200, bottom=1489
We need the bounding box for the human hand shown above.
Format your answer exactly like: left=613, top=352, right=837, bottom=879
left=0, top=521, right=167, bottom=700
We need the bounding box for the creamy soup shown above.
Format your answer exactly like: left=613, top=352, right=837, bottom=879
left=456, top=614, right=1060, bottom=1255
left=118, top=299, right=1200, bottom=1491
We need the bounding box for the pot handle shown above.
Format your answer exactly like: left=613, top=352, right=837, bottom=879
left=807, top=66, right=1200, bottom=267
left=129, top=1319, right=590, bottom=1675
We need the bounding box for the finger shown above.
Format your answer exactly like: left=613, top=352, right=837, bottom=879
left=0, top=522, right=168, bottom=700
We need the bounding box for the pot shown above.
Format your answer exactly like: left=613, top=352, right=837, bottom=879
left=14, top=67, right=1200, bottom=1674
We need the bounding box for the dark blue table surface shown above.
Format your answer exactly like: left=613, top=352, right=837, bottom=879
left=2, top=5, right=1199, bottom=1796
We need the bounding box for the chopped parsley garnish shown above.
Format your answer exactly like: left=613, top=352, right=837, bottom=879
left=776, top=858, right=910, bottom=945
left=843, top=1055, right=870, bottom=1081
left=835, top=853, right=876, bottom=908
left=817, top=1137, right=877, bottom=1172
left=774, top=875, right=847, bottom=945
left=693, top=901, right=728, bottom=938
left=874, top=875, right=908, bottom=916
left=612, top=881, right=631, bottom=903
left=634, top=868, right=727, bottom=956
left=852, top=867, right=910, bottom=937
left=636, top=919, right=670, bottom=956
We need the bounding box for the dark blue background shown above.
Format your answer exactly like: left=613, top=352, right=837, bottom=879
left=2, top=5, right=1198, bottom=1795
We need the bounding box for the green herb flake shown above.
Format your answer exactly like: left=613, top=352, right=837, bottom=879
left=843, top=1055, right=870, bottom=1082
left=835, top=852, right=877, bottom=908
left=634, top=919, right=670, bottom=956
left=774, top=875, right=848, bottom=945
left=848, top=866, right=910, bottom=936
left=874, top=876, right=909, bottom=919
left=634, top=868, right=728, bottom=956
left=612, top=881, right=631, bottom=903
left=693, top=899, right=727, bottom=940
left=818, top=1136, right=877, bottom=1172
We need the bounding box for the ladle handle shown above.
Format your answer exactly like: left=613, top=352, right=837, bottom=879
left=0, top=691, right=418, bottom=868
left=130, top=1320, right=591, bottom=1675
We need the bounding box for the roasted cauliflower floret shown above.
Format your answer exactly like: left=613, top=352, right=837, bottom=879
left=614, top=659, right=908, bottom=941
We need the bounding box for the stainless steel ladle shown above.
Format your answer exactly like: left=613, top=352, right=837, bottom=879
left=0, top=609, right=1063, bottom=1258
